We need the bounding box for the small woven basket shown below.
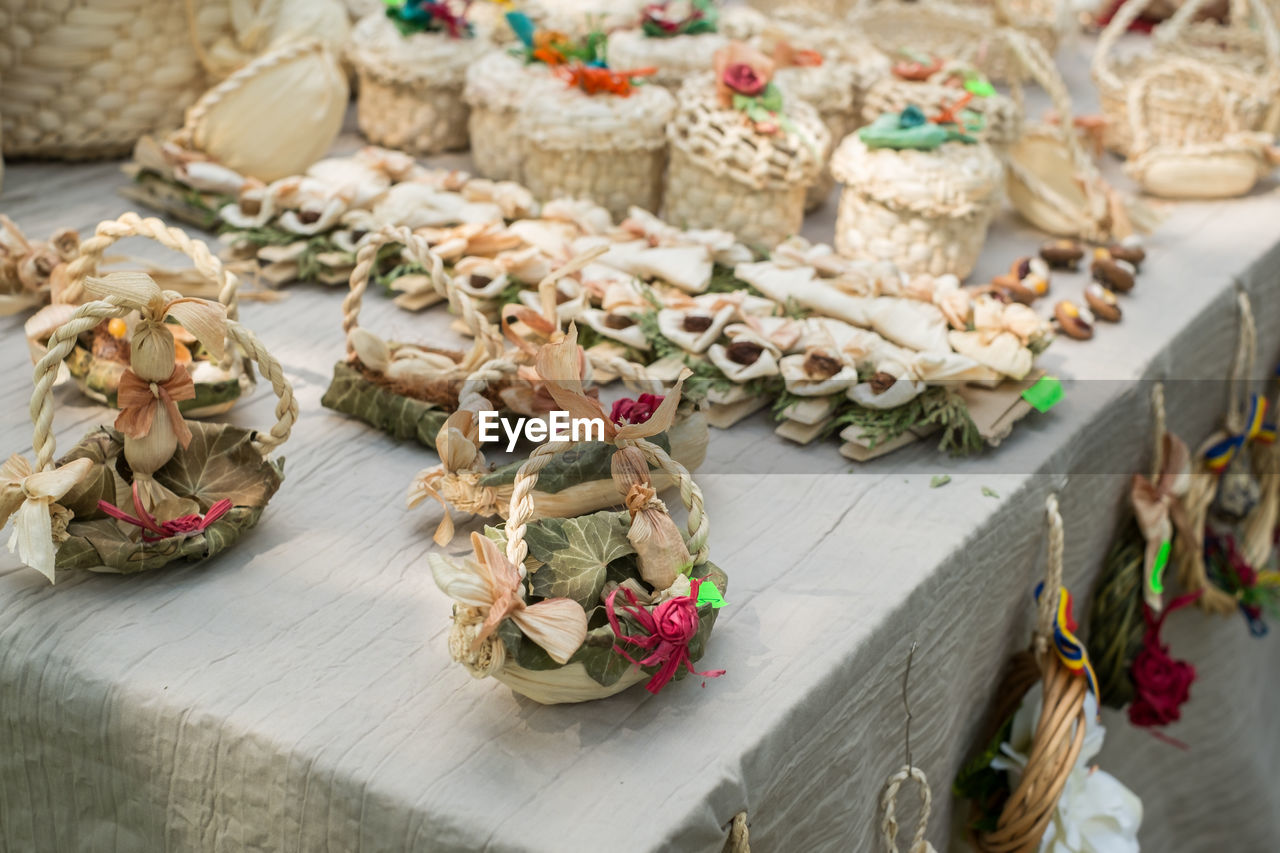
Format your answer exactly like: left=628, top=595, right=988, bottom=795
left=347, top=14, right=491, bottom=155
left=518, top=82, right=676, bottom=220
left=463, top=50, right=560, bottom=182
left=861, top=62, right=1023, bottom=149
left=17, top=279, right=296, bottom=579
left=439, top=436, right=723, bottom=705
left=1093, top=0, right=1280, bottom=157
left=829, top=132, right=1003, bottom=278
left=664, top=73, right=829, bottom=252
left=23, top=213, right=252, bottom=419
left=605, top=28, right=729, bottom=91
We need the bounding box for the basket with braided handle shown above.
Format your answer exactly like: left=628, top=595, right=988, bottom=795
left=25, top=213, right=250, bottom=419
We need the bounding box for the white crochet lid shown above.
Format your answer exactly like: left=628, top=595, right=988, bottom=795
left=666, top=72, right=829, bottom=191
left=830, top=133, right=1004, bottom=214
left=348, top=13, right=492, bottom=85
left=606, top=29, right=729, bottom=87
left=519, top=81, right=677, bottom=151
left=464, top=50, right=561, bottom=111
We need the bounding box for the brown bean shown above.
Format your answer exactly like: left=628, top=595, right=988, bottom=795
left=1084, top=283, right=1121, bottom=322
left=1039, top=239, right=1084, bottom=270
left=1091, top=258, right=1135, bottom=293
left=1054, top=300, right=1094, bottom=339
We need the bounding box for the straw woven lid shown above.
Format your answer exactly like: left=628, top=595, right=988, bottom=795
left=519, top=81, right=676, bottom=150
left=348, top=13, right=491, bottom=84
left=775, top=62, right=859, bottom=114
left=830, top=133, right=1004, bottom=215
left=464, top=50, right=561, bottom=111
left=667, top=72, right=829, bottom=191
left=606, top=28, right=729, bottom=82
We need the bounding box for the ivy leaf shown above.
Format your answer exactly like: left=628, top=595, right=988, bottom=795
left=321, top=361, right=449, bottom=449
left=154, top=423, right=285, bottom=510
left=526, top=511, right=635, bottom=610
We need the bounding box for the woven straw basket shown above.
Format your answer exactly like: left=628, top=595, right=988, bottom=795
left=851, top=0, right=1062, bottom=83
left=347, top=14, right=490, bottom=156
left=861, top=68, right=1023, bottom=150
left=775, top=62, right=860, bottom=210
left=0, top=0, right=216, bottom=158
left=518, top=82, right=676, bottom=220
left=440, top=436, right=723, bottom=704
left=664, top=73, right=829, bottom=252
left=463, top=51, right=559, bottom=182
left=830, top=132, right=1003, bottom=278
left=24, top=213, right=254, bottom=419
left=605, top=29, right=729, bottom=91
left=19, top=273, right=296, bottom=579
left=1093, top=0, right=1280, bottom=157
left=1123, top=58, right=1278, bottom=198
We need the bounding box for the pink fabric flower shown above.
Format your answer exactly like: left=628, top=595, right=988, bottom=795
left=610, top=393, right=665, bottom=426
left=723, top=63, right=766, bottom=96
left=606, top=578, right=724, bottom=694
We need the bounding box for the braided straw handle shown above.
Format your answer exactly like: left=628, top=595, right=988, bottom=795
left=1093, top=0, right=1169, bottom=90
left=1035, top=494, right=1066, bottom=660
left=504, top=438, right=710, bottom=570
left=1126, top=58, right=1240, bottom=156
left=1160, top=0, right=1280, bottom=75
left=57, top=212, right=240, bottom=318
left=880, top=766, right=933, bottom=853
left=1226, top=289, right=1258, bottom=436
left=31, top=303, right=296, bottom=470
left=172, top=38, right=331, bottom=150
left=342, top=226, right=500, bottom=357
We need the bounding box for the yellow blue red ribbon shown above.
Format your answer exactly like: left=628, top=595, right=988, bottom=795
left=1205, top=394, right=1267, bottom=470
left=1034, top=583, right=1098, bottom=697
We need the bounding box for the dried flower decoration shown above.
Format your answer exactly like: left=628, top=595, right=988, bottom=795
left=386, top=0, right=475, bottom=38
left=641, top=0, right=719, bottom=38
left=0, top=455, right=93, bottom=582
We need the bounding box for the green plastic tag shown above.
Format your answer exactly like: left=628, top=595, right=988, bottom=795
left=1022, top=376, right=1064, bottom=413
left=1150, top=540, right=1171, bottom=595
left=698, top=581, right=727, bottom=609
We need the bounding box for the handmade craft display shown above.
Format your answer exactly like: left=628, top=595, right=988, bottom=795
left=512, top=21, right=676, bottom=219
left=1043, top=239, right=1145, bottom=342
left=1093, top=0, right=1280, bottom=196
left=606, top=0, right=728, bottom=91
left=463, top=48, right=559, bottom=182
left=0, top=218, right=80, bottom=317
left=1088, top=384, right=1203, bottom=736
left=428, top=330, right=726, bottom=704
left=860, top=55, right=1022, bottom=149
left=2, top=265, right=296, bottom=581
left=24, top=214, right=254, bottom=420
left=831, top=106, right=1003, bottom=279
left=664, top=43, right=829, bottom=250
left=348, top=2, right=492, bottom=156
left=955, top=495, right=1142, bottom=851
left=1176, top=292, right=1280, bottom=634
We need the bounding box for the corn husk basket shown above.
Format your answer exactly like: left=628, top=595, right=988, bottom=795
left=432, top=427, right=725, bottom=704
left=9, top=276, right=296, bottom=580
left=851, top=0, right=1063, bottom=83
left=518, top=82, right=675, bottom=221
left=321, top=227, right=509, bottom=446
left=830, top=132, right=1003, bottom=278
left=664, top=73, right=829, bottom=252
left=463, top=50, right=561, bottom=182
left=774, top=61, right=860, bottom=210
left=1122, top=58, right=1279, bottom=198
left=861, top=61, right=1023, bottom=149
left=23, top=213, right=254, bottom=419
left=1092, top=0, right=1280, bottom=157
left=1003, top=31, right=1154, bottom=239
left=605, top=28, right=729, bottom=91
left=347, top=13, right=491, bottom=155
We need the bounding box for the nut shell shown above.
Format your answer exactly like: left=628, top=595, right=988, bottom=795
left=1084, top=283, right=1121, bottom=322
left=1054, top=300, right=1094, bottom=340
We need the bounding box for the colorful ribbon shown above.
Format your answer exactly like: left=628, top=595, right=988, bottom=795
left=1034, top=582, right=1099, bottom=697
left=1204, top=393, right=1267, bottom=471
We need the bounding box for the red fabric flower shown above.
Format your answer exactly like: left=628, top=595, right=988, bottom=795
left=606, top=578, right=724, bottom=694
left=723, top=62, right=766, bottom=96
left=1128, top=591, right=1201, bottom=729
left=610, top=393, right=665, bottom=426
